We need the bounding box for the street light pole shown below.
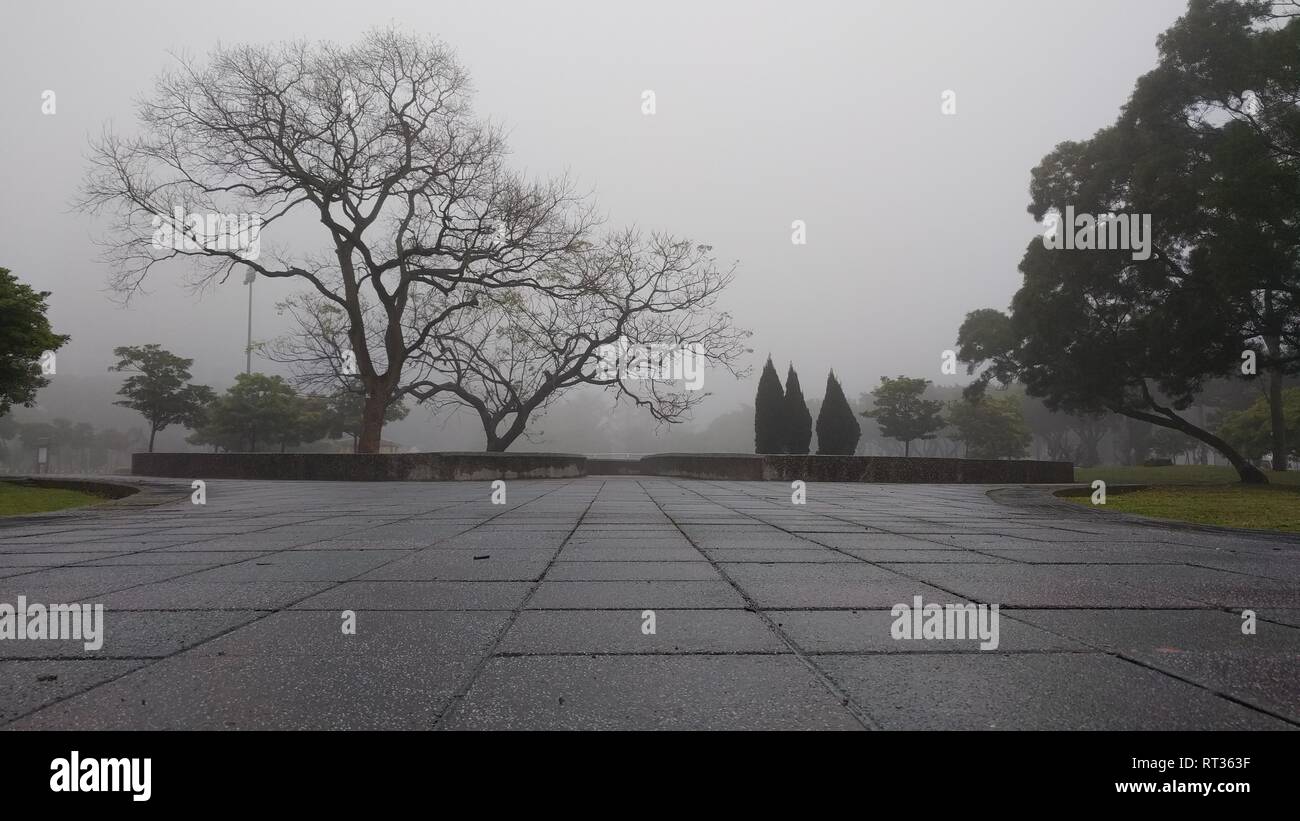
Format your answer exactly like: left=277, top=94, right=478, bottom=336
left=244, top=268, right=255, bottom=375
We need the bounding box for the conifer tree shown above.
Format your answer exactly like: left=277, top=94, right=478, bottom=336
left=815, top=370, right=860, bottom=455
left=784, top=364, right=812, bottom=454
left=754, top=356, right=785, bottom=454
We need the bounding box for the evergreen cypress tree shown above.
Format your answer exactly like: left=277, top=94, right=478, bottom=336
left=784, top=364, right=813, bottom=454
left=815, top=370, right=860, bottom=455
left=754, top=356, right=785, bottom=454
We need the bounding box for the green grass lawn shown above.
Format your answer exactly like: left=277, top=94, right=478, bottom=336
left=1063, top=467, right=1300, bottom=532
left=0, top=481, right=105, bottom=517
left=1074, top=464, right=1300, bottom=486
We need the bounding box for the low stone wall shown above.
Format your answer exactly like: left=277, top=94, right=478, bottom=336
left=132, top=451, right=1072, bottom=483
left=586, top=458, right=643, bottom=476
left=638, top=453, right=765, bottom=480
left=643, top=453, right=1072, bottom=484
left=133, top=452, right=585, bottom=481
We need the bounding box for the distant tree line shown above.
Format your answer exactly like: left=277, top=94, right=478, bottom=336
left=107, top=344, right=410, bottom=454
left=0, top=415, right=144, bottom=474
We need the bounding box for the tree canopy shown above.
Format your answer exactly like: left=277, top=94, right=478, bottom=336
left=110, top=344, right=214, bottom=452
left=783, top=365, right=813, bottom=455
left=816, top=371, right=860, bottom=455
left=0, top=268, right=69, bottom=418
left=862, top=376, right=945, bottom=457
left=955, top=0, right=1300, bottom=483
left=754, top=357, right=785, bottom=454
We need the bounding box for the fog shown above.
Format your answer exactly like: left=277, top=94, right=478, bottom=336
left=0, top=0, right=1190, bottom=453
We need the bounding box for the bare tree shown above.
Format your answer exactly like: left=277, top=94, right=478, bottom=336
left=80, top=29, right=596, bottom=451
left=270, top=231, right=749, bottom=451
left=407, top=231, right=750, bottom=450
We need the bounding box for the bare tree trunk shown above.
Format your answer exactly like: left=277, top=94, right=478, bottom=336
left=357, top=391, right=387, bottom=454
left=1266, top=335, right=1287, bottom=472
left=485, top=413, right=530, bottom=452
left=148, top=425, right=157, bottom=453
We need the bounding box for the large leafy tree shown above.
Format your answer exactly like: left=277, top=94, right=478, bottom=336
left=111, top=344, right=214, bottom=452
left=188, top=373, right=302, bottom=453
left=1217, top=387, right=1300, bottom=462
left=955, top=1, right=1300, bottom=485
left=862, top=376, right=945, bottom=457
left=0, top=267, right=69, bottom=417
left=783, top=365, right=813, bottom=455
left=1118, top=0, right=1300, bottom=471
left=815, top=371, right=860, bottom=455
left=947, top=396, right=1032, bottom=460
left=754, top=356, right=785, bottom=454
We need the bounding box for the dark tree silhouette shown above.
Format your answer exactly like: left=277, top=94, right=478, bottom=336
left=0, top=267, right=68, bottom=417
left=754, top=356, right=785, bottom=454
left=783, top=364, right=812, bottom=454
left=815, top=370, right=860, bottom=455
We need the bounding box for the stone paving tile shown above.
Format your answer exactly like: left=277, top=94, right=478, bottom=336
left=284, top=537, right=450, bottom=551
left=2, top=476, right=1296, bottom=731
left=908, top=533, right=1047, bottom=547
left=800, top=532, right=966, bottom=550
left=863, top=550, right=1016, bottom=564
left=0, top=565, right=196, bottom=601
left=423, top=531, right=570, bottom=551
left=0, top=610, right=261, bottom=659
left=894, top=564, right=1207, bottom=608
left=0, top=552, right=121, bottom=568
left=1009, top=608, right=1298, bottom=652
left=496, top=609, right=786, bottom=654
left=291, top=581, right=531, bottom=611
left=816, top=654, right=1291, bottom=730
left=976, top=545, right=1223, bottom=564
left=0, top=660, right=147, bottom=724
left=720, top=562, right=954, bottom=609
left=442, top=656, right=863, bottom=730
left=545, top=561, right=723, bottom=581
left=357, top=550, right=555, bottom=581
left=79, top=550, right=272, bottom=566
left=1085, top=564, right=1300, bottom=609
left=556, top=546, right=706, bottom=562
left=1260, top=609, right=1300, bottom=628
left=99, top=580, right=333, bottom=610
left=189, top=611, right=508, bottom=659
left=771, top=609, right=1086, bottom=654
left=1124, top=650, right=1299, bottom=723
left=526, top=580, right=746, bottom=609
left=699, top=548, right=857, bottom=563
left=1182, top=553, right=1300, bottom=582
left=8, top=651, right=484, bottom=730
left=1008, top=609, right=1300, bottom=721
left=180, top=550, right=408, bottom=582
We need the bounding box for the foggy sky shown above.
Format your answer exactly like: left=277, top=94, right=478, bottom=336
left=0, top=0, right=1190, bottom=448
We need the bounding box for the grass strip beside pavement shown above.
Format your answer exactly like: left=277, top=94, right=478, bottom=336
left=1075, top=464, right=1300, bottom=486
left=1061, top=482, right=1300, bottom=533
left=0, top=481, right=106, bottom=517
